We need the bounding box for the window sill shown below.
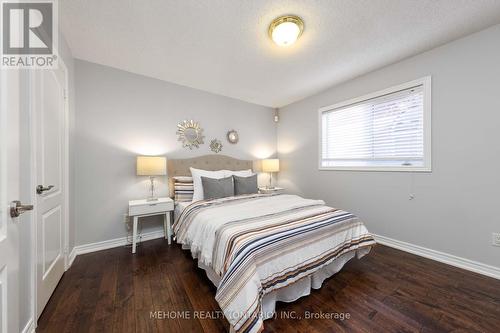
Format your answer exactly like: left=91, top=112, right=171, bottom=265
left=318, top=166, right=432, bottom=172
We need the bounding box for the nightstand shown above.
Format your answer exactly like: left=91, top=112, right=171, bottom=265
left=128, top=197, right=174, bottom=253
left=258, top=187, right=284, bottom=194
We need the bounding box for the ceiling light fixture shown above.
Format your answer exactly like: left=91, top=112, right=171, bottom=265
left=269, top=15, right=304, bottom=47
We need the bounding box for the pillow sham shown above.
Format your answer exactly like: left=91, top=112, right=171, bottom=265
left=201, top=176, right=234, bottom=199
left=173, top=176, right=194, bottom=202
left=190, top=167, right=226, bottom=201
left=223, top=169, right=253, bottom=177
left=233, top=174, right=258, bottom=195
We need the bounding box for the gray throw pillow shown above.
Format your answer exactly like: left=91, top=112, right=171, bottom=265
left=233, top=174, right=258, bottom=195
left=201, top=176, right=234, bottom=199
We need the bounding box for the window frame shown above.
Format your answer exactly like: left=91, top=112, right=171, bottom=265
left=318, top=76, right=432, bottom=172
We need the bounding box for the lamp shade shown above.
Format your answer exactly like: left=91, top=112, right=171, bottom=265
left=262, top=159, right=280, bottom=173
left=136, top=156, right=166, bottom=176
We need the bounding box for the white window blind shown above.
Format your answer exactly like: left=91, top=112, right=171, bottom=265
left=320, top=79, right=430, bottom=171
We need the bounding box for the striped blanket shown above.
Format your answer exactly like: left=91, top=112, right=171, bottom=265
left=173, top=194, right=375, bottom=333
left=173, top=176, right=194, bottom=202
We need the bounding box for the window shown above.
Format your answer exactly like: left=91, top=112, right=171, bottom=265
left=319, top=77, right=431, bottom=171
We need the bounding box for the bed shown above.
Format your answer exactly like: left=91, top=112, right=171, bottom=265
left=168, top=155, right=375, bottom=333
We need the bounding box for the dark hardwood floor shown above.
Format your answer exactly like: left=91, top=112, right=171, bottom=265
left=37, top=239, right=500, bottom=333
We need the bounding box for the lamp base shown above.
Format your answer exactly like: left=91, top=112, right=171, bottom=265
left=147, top=176, right=159, bottom=201
left=267, top=172, right=276, bottom=190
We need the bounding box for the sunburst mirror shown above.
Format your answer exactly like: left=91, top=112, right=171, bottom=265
left=209, top=139, right=223, bottom=153
left=176, top=120, right=204, bottom=149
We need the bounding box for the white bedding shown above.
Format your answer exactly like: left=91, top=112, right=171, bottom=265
left=181, top=194, right=327, bottom=269
left=173, top=194, right=375, bottom=333
left=174, top=201, right=191, bottom=221
left=178, top=196, right=361, bottom=321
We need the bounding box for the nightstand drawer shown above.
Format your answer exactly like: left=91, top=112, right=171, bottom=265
left=129, top=200, right=173, bottom=216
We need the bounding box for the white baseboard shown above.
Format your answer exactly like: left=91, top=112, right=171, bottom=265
left=21, top=318, right=35, bottom=333
left=373, top=234, right=500, bottom=280
left=65, top=231, right=500, bottom=280
left=67, top=230, right=165, bottom=267
left=67, top=247, right=77, bottom=268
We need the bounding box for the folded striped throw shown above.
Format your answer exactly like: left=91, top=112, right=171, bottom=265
left=173, top=176, right=194, bottom=202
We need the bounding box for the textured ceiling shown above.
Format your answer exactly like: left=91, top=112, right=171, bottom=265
left=61, top=0, right=500, bottom=107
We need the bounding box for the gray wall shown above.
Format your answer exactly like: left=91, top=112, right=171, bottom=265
left=74, top=60, right=276, bottom=246
left=277, top=24, right=500, bottom=268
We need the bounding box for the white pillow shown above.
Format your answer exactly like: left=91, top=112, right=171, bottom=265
left=190, top=167, right=226, bottom=201
left=223, top=169, right=253, bottom=177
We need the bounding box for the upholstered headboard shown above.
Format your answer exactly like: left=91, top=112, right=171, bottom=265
left=167, top=155, right=254, bottom=197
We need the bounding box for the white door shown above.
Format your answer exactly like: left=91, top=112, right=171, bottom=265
left=32, top=65, right=67, bottom=318
left=0, top=69, right=24, bottom=332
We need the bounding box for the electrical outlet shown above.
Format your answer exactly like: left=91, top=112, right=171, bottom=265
left=492, top=233, right=500, bottom=247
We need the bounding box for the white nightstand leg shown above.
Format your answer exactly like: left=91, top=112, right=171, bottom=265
left=163, top=213, right=167, bottom=239
left=132, top=216, right=138, bottom=254
left=164, top=212, right=172, bottom=244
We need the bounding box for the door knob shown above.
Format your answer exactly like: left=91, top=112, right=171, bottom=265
left=36, top=185, right=54, bottom=194
left=10, top=200, right=34, bottom=218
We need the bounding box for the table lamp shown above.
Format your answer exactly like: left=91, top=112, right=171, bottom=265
left=136, top=156, right=166, bottom=201
left=262, top=159, right=279, bottom=189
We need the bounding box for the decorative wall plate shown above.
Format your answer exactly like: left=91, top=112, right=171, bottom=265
left=209, top=139, right=223, bottom=153
left=226, top=129, right=239, bottom=144
left=176, top=120, right=204, bottom=149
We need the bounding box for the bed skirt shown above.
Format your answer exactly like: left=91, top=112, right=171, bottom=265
left=197, top=246, right=371, bottom=324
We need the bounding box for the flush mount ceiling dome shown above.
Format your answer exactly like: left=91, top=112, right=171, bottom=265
left=268, top=15, right=304, bottom=47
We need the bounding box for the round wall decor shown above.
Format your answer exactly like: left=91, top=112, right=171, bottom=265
left=226, top=130, right=239, bottom=144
